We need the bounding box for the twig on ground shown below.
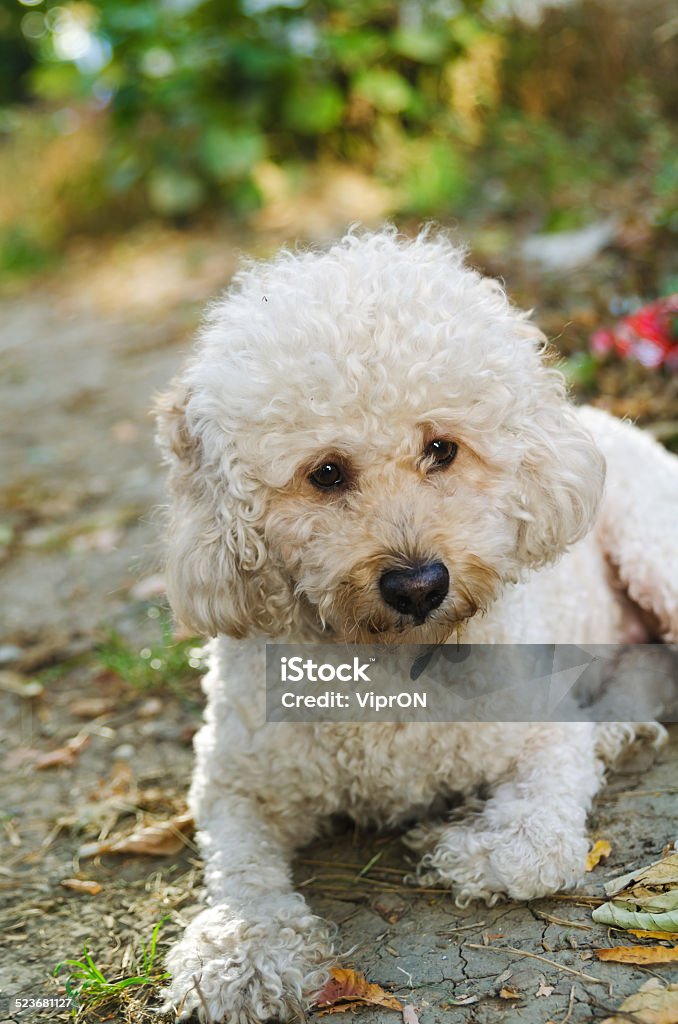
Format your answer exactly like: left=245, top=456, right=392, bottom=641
left=396, top=965, right=414, bottom=988
left=192, top=974, right=215, bottom=1024
left=533, top=909, right=592, bottom=930
left=551, top=895, right=605, bottom=906
left=464, top=943, right=606, bottom=986
left=298, top=857, right=406, bottom=876
left=437, top=921, right=486, bottom=934
left=356, top=850, right=385, bottom=879
left=299, top=877, right=454, bottom=895
left=600, top=787, right=678, bottom=800
left=559, top=985, right=577, bottom=1024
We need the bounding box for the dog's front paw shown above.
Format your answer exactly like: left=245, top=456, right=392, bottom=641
left=411, top=823, right=504, bottom=906
left=164, top=898, right=334, bottom=1022
left=412, top=819, right=589, bottom=905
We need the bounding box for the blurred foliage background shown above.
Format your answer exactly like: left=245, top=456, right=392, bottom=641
left=1, top=0, right=676, bottom=277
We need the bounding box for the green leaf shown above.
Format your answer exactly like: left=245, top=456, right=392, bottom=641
left=283, top=82, right=344, bottom=135
left=328, top=30, right=386, bottom=72
left=592, top=901, right=678, bottom=931
left=594, top=853, right=678, bottom=932
left=83, top=948, right=107, bottom=983
left=562, top=352, right=599, bottom=388
left=144, top=914, right=170, bottom=972
left=391, top=28, right=446, bottom=63
left=147, top=168, right=205, bottom=216
left=401, top=137, right=468, bottom=214
left=198, top=126, right=265, bottom=181
left=353, top=69, right=413, bottom=114
left=106, top=5, right=159, bottom=34
left=29, top=63, right=82, bottom=102
left=448, top=15, right=485, bottom=49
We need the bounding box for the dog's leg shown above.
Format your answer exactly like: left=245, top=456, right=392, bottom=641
left=407, top=722, right=604, bottom=904
left=164, top=793, right=332, bottom=1023
left=579, top=406, right=678, bottom=641
left=594, top=720, right=667, bottom=766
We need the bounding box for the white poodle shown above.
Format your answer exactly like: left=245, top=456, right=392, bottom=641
left=155, top=229, right=678, bottom=1022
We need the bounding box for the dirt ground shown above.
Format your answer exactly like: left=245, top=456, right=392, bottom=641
left=1, top=225, right=677, bottom=1024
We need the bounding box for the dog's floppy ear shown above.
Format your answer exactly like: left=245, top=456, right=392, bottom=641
left=509, top=365, right=606, bottom=570
left=154, top=379, right=296, bottom=639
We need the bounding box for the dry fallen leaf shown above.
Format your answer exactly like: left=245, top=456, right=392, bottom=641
left=11, top=634, right=89, bottom=673
left=593, top=852, right=678, bottom=932
left=0, top=670, right=43, bottom=698
left=596, top=946, right=678, bottom=965
left=374, top=901, right=405, bottom=925
left=79, top=811, right=194, bottom=858
left=129, top=573, right=166, bottom=601
left=60, top=878, right=102, bottom=895
left=402, top=1006, right=420, bottom=1024
left=70, top=527, right=123, bottom=553
left=3, top=819, right=21, bottom=847
left=601, top=978, right=678, bottom=1024
left=586, top=839, right=612, bottom=871
left=314, top=968, right=402, bottom=1014
left=499, top=986, right=521, bottom=1000
left=35, top=735, right=90, bottom=770
left=536, top=977, right=555, bottom=997
left=629, top=930, right=678, bottom=941
left=69, top=697, right=116, bottom=719
left=98, top=761, right=135, bottom=797
left=594, top=904, right=678, bottom=932
left=604, top=854, right=678, bottom=898
left=3, top=747, right=41, bottom=770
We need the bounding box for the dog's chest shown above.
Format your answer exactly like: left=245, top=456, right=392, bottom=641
left=311, top=722, right=524, bottom=825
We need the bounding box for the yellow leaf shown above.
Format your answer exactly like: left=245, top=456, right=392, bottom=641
left=499, top=987, right=521, bottom=1000
left=596, top=946, right=678, bottom=965
left=35, top=734, right=90, bottom=770
left=314, top=968, right=402, bottom=1013
left=78, top=812, right=194, bottom=858
left=601, top=979, right=678, bottom=1024
left=594, top=851, right=678, bottom=933
left=586, top=839, right=612, bottom=871
left=628, top=930, right=678, bottom=941
left=605, top=853, right=678, bottom=897
left=60, top=878, right=102, bottom=895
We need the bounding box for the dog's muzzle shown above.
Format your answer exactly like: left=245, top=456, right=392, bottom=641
left=379, top=561, right=449, bottom=623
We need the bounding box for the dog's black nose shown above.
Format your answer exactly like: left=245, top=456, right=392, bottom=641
left=379, top=562, right=449, bottom=621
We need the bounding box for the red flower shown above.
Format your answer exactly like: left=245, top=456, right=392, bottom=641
left=591, top=295, right=678, bottom=370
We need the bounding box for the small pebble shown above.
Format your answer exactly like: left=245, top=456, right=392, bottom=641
left=138, top=697, right=163, bottom=718
left=113, top=743, right=135, bottom=760
left=0, top=645, right=22, bottom=665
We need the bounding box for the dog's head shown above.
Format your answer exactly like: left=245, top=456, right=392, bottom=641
left=156, top=229, right=604, bottom=642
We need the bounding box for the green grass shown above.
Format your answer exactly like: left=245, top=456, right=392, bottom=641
left=55, top=918, right=171, bottom=1021
left=96, top=612, right=206, bottom=695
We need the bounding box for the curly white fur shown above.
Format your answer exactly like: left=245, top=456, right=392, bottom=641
left=155, top=229, right=677, bottom=1022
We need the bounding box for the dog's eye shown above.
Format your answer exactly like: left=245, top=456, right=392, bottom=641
left=424, top=439, right=458, bottom=470
left=309, top=462, right=344, bottom=490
